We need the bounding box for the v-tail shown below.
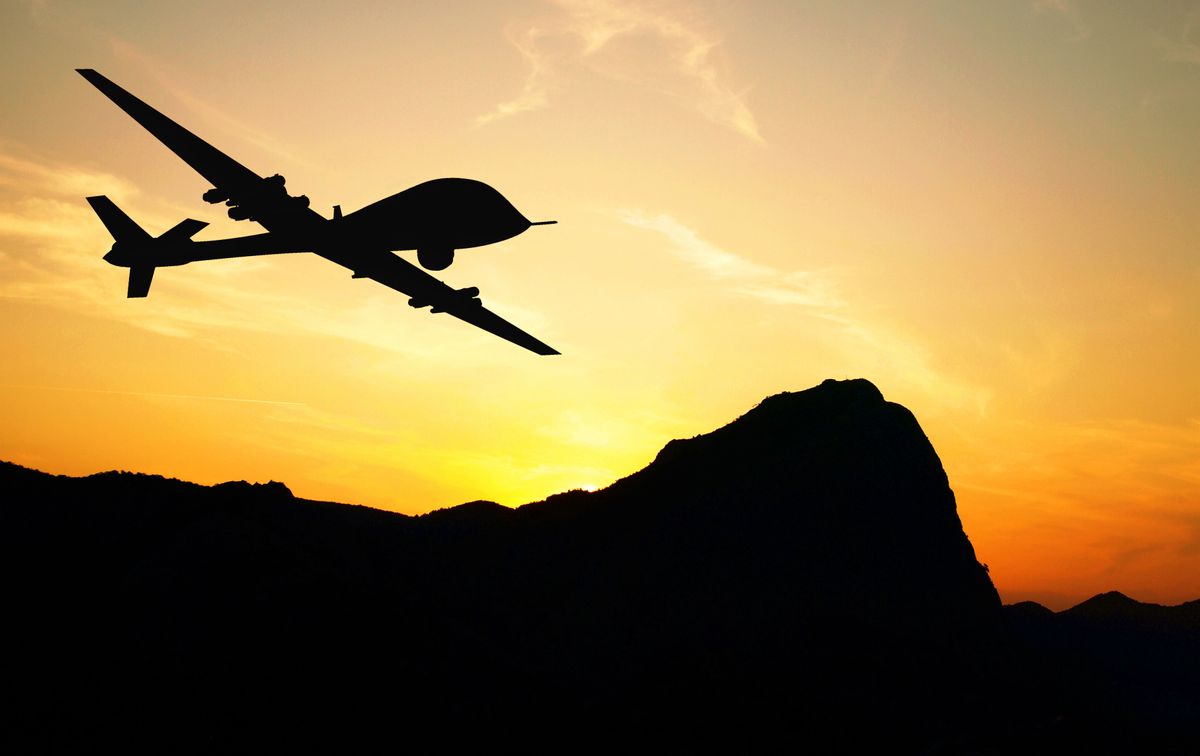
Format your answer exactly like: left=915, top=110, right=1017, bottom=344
left=86, top=195, right=207, bottom=297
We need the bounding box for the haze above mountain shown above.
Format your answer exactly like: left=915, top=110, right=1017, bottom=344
left=2, top=378, right=1195, bottom=752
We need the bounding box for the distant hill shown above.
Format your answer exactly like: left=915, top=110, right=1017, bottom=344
left=2, top=378, right=1196, bottom=752
left=1004, top=591, right=1200, bottom=745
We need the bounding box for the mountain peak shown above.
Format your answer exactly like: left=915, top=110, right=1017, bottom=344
left=1065, top=590, right=1144, bottom=617
left=764, top=376, right=885, bottom=406
left=733, top=378, right=887, bottom=427
left=648, top=378, right=892, bottom=468
left=211, top=479, right=294, bottom=499
left=577, top=377, right=1002, bottom=648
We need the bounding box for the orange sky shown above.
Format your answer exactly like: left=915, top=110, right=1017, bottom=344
left=1, top=1, right=1197, bottom=609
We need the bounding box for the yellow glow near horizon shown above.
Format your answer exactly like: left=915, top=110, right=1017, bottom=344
left=1, top=1, right=1197, bottom=609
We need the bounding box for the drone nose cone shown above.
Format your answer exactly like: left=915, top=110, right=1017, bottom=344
left=508, top=210, right=532, bottom=234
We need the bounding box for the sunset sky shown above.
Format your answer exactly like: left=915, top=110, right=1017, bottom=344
left=2, top=1, right=1197, bottom=608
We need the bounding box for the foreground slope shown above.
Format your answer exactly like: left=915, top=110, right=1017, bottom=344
left=5, top=378, right=1185, bottom=751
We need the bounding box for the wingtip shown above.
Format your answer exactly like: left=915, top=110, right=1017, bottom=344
left=84, top=195, right=112, bottom=212
left=77, top=69, right=106, bottom=88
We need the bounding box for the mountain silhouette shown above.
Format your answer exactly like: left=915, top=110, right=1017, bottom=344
left=2, top=378, right=1195, bottom=752
left=1006, top=591, right=1200, bottom=748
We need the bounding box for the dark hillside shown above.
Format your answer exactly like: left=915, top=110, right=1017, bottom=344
left=3, top=379, right=1193, bottom=752
left=1004, top=592, right=1200, bottom=749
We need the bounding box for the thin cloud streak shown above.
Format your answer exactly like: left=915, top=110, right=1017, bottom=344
left=0, top=197, right=102, bottom=242
left=108, top=37, right=318, bottom=171
left=0, top=383, right=308, bottom=407
left=619, top=209, right=991, bottom=414
left=477, top=26, right=554, bottom=125
left=617, top=209, right=839, bottom=308
left=0, top=150, right=139, bottom=204
left=480, top=0, right=762, bottom=142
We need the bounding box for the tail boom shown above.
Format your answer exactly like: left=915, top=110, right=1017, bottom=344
left=86, top=195, right=207, bottom=298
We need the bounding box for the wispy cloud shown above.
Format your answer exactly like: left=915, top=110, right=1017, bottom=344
left=0, top=196, right=103, bottom=243
left=618, top=209, right=991, bottom=413
left=107, top=37, right=318, bottom=171
left=0, top=383, right=308, bottom=408
left=0, top=150, right=139, bottom=204
left=959, top=413, right=1200, bottom=590
left=960, top=415, right=1200, bottom=517
left=1032, top=0, right=1090, bottom=41
left=0, top=150, right=130, bottom=306
left=478, top=26, right=555, bottom=125
left=618, top=209, right=840, bottom=309
left=480, top=0, right=762, bottom=142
